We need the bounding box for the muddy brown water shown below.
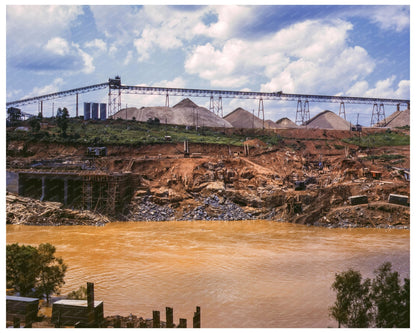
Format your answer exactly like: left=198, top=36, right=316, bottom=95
left=6, top=221, right=409, bottom=328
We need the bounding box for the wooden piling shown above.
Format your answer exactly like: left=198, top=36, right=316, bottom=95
left=87, top=282, right=95, bottom=327
left=166, top=307, right=174, bottom=328
left=193, top=306, right=201, bottom=328
left=13, top=317, right=20, bottom=328
left=152, top=310, right=160, bottom=328
left=178, top=318, right=187, bottom=328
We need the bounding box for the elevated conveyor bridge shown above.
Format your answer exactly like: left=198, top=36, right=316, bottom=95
left=6, top=77, right=410, bottom=126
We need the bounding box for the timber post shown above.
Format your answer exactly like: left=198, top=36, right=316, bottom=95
left=193, top=306, right=201, bottom=328
left=166, top=307, right=174, bottom=328
left=178, top=318, right=187, bottom=328
left=87, top=282, right=96, bottom=327
left=152, top=310, right=160, bottom=328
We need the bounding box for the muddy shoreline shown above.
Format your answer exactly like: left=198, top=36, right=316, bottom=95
left=6, top=192, right=409, bottom=230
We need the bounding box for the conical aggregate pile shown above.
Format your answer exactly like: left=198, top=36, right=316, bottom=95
left=112, top=98, right=232, bottom=128
left=304, top=110, right=351, bottom=130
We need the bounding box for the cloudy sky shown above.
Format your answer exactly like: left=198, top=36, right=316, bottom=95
left=5, top=2, right=411, bottom=125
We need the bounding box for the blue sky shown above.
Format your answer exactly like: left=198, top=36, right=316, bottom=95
left=5, top=2, right=412, bottom=125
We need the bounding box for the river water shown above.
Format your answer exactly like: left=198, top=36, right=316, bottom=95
left=6, top=221, right=410, bottom=328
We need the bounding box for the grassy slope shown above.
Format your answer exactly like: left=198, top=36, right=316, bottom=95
left=7, top=118, right=409, bottom=148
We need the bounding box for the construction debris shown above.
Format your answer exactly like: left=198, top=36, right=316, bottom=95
left=6, top=193, right=111, bottom=226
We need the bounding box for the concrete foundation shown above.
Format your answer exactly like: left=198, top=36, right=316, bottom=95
left=388, top=194, right=409, bottom=206
left=349, top=195, right=368, bottom=205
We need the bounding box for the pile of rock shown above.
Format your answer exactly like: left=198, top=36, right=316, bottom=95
left=304, top=110, right=351, bottom=130
left=179, top=195, right=254, bottom=221
left=126, top=195, right=175, bottom=221
left=312, top=202, right=410, bottom=229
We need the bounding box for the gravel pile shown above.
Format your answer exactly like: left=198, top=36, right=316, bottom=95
left=378, top=109, right=409, bottom=128
left=126, top=196, right=175, bottom=221
left=305, top=110, right=351, bottom=130
left=179, top=195, right=254, bottom=221
left=112, top=98, right=233, bottom=128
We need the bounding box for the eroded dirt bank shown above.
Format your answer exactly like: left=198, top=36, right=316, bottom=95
left=6, top=129, right=410, bottom=229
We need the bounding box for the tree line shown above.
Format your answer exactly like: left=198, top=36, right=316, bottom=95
left=330, top=261, right=410, bottom=328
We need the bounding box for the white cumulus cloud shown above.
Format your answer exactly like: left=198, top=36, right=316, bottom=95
left=45, top=37, right=70, bottom=56
left=370, top=5, right=409, bottom=32
left=84, top=39, right=107, bottom=53
left=24, top=78, right=65, bottom=99
left=186, top=18, right=376, bottom=94
left=7, top=5, right=83, bottom=49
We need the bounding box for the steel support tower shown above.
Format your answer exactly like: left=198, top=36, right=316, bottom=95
left=258, top=98, right=264, bottom=129
left=371, top=103, right=386, bottom=127
left=339, top=102, right=346, bottom=119
left=295, top=99, right=310, bottom=125
left=209, top=95, right=223, bottom=117
left=108, top=76, right=121, bottom=118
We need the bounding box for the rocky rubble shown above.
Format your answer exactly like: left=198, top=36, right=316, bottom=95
left=313, top=203, right=410, bottom=229
left=6, top=133, right=410, bottom=229
left=6, top=193, right=110, bottom=226
left=179, top=195, right=254, bottom=221
left=125, top=195, right=175, bottom=221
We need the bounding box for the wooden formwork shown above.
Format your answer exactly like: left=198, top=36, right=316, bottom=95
left=82, top=173, right=133, bottom=215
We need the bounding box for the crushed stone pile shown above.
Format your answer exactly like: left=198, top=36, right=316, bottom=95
left=6, top=193, right=110, bottom=226
left=377, top=109, right=409, bottom=128
left=275, top=117, right=297, bottom=128
left=304, top=110, right=352, bottom=130
left=224, top=107, right=279, bottom=129
left=112, top=98, right=232, bottom=128
left=265, top=119, right=280, bottom=129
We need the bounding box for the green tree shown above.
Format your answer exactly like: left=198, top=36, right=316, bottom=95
left=329, top=268, right=372, bottom=328
left=56, top=107, right=69, bottom=137
left=371, top=262, right=408, bottom=328
left=399, top=278, right=410, bottom=328
left=28, top=115, right=41, bottom=132
left=6, top=243, right=67, bottom=303
left=7, top=107, right=22, bottom=125
left=36, top=243, right=67, bottom=303
left=6, top=243, right=40, bottom=296
left=330, top=262, right=410, bottom=328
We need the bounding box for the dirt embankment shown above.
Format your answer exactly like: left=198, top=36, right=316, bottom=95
left=6, top=131, right=410, bottom=228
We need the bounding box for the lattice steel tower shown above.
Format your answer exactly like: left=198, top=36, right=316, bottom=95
left=209, top=95, right=223, bottom=117
left=108, top=76, right=122, bottom=117
left=371, top=103, right=386, bottom=127
left=295, top=99, right=310, bottom=125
